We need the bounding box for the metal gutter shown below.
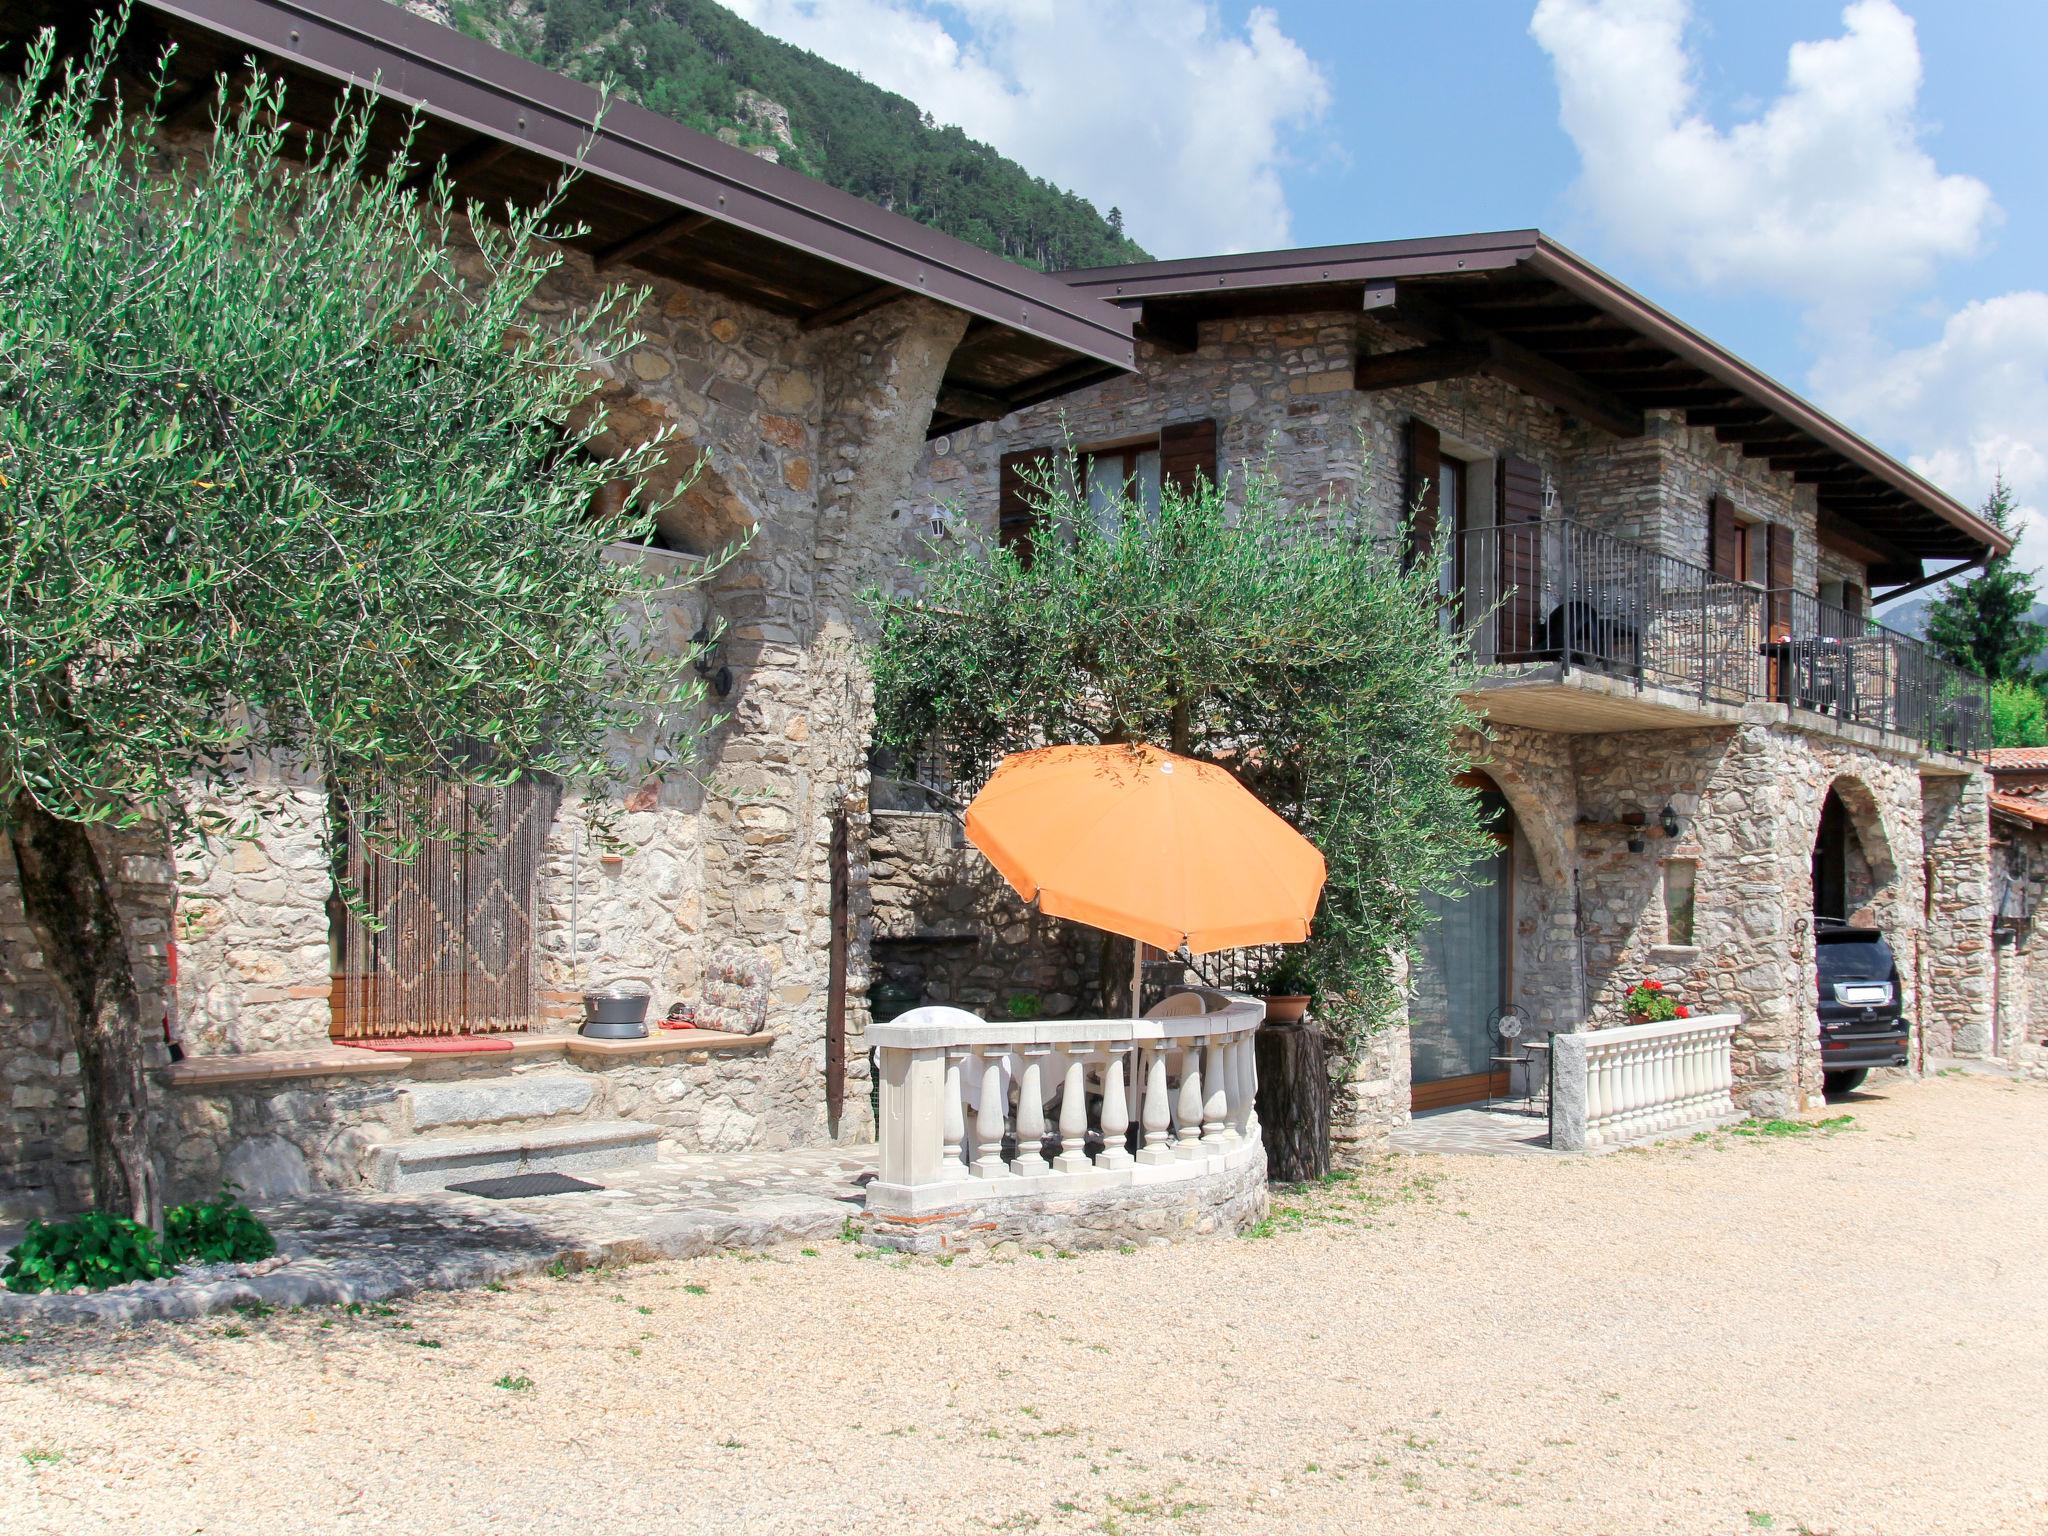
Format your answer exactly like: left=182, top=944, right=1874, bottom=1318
left=131, top=0, right=1134, bottom=368
left=1062, top=231, right=1540, bottom=300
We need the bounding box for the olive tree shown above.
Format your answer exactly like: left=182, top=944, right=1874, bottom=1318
left=0, top=21, right=715, bottom=1223
left=867, top=449, right=1494, bottom=1058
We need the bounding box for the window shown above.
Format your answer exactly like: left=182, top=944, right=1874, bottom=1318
left=1663, top=859, right=1697, bottom=947
left=1437, top=454, right=1466, bottom=602
left=1081, top=441, right=1163, bottom=532
left=1732, top=515, right=1760, bottom=584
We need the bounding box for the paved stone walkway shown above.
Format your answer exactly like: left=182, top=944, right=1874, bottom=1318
left=1388, top=1104, right=1562, bottom=1157
left=0, top=1145, right=877, bottom=1326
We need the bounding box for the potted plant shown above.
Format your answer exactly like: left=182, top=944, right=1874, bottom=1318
left=1253, top=948, right=1316, bottom=1024
left=1623, top=979, right=1691, bottom=1024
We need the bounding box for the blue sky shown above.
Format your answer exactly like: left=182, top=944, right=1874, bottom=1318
left=723, top=1, right=2048, bottom=573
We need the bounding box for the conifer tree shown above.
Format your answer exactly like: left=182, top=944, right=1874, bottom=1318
left=1926, top=476, right=2045, bottom=683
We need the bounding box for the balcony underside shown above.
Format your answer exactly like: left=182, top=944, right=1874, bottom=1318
left=1465, top=665, right=1747, bottom=733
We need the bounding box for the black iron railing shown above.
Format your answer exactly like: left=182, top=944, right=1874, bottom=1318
left=1456, top=519, right=1990, bottom=754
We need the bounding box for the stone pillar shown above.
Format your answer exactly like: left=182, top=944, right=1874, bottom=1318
left=1548, top=1029, right=1588, bottom=1150
left=1921, top=770, right=1993, bottom=1058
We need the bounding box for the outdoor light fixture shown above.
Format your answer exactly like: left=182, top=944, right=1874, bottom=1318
left=691, top=620, right=732, bottom=699
left=1660, top=803, right=1681, bottom=839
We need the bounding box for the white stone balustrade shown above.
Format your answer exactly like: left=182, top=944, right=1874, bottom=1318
left=1552, top=1012, right=1739, bottom=1150
left=867, top=990, right=1265, bottom=1216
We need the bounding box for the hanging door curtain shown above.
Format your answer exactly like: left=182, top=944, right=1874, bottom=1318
left=332, top=779, right=556, bottom=1038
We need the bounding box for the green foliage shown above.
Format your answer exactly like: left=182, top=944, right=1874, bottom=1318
left=3, top=1211, right=170, bottom=1292
left=1251, top=947, right=1317, bottom=999
left=1623, top=980, right=1680, bottom=1023
left=1990, top=679, right=2048, bottom=747
left=440, top=0, right=1147, bottom=271
left=867, top=454, right=1492, bottom=1056
left=163, top=1191, right=276, bottom=1266
left=1926, top=477, right=2046, bottom=683
left=0, top=19, right=716, bottom=854
left=2, top=1188, right=277, bottom=1291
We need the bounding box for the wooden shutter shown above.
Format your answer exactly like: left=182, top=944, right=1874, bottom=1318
left=1159, top=417, right=1218, bottom=496
left=1402, top=417, right=1441, bottom=570
left=1766, top=522, right=1795, bottom=636
left=998, top=449, right=1045, bottom=566
left=1496, top=454, right=1544, bottom=658
left=1708, top=494, right=1739, bottom=580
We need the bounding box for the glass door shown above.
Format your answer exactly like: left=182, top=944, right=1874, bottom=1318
left=1409, top=784, right=1512, bottom=1110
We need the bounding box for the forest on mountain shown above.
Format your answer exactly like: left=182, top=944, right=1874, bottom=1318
left=433, top=0, right=1149, bottom=270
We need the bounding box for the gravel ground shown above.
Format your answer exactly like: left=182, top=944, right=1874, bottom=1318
left=3, top=1072, right=2043, bottom=1536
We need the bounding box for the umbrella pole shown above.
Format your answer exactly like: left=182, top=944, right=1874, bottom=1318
left=1130, top=939, right=1143, bottom=1019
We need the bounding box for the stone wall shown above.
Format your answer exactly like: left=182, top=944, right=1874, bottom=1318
left=0, top=828, right=174, bottom=1220
left=1990, top=810, right=2048, bottom=1060
left=0, top=208, right=971, bottom=1210
left=1921, top=772, right=1993, bottom=1059
left=869, top=810, right=1101, bottom=1020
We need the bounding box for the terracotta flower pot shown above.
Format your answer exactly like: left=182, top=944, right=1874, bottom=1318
left=1261, top=993, right=1312, bottom=1024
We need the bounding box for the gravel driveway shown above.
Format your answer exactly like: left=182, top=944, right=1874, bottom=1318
left=4, top=1072, right=2043, bottom=1536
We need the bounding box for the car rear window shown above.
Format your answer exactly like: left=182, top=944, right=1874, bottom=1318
left=1818, top=939, right=1892, bottom=981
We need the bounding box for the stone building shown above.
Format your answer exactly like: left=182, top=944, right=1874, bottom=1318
left=903, top=234, right=2003, bottom=1144
left=0, top=0, right=1132, bottom=1219
left=1984, top=750, right=2048, bottom=1068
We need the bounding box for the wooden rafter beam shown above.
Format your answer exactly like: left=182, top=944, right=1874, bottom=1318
left=801, top=282, right=904, bottom=332
left=401, top=136, right=514, bottom=194
left=933, top=385, right=1014, bottom=422
left=1353, top=342, right=1491, bottom=391
left=592, top=211, right=716, bottom=272
left=1134, top=303, right=1200, bottom=355
left=1374, top=288, right=1646, bottom=437
left=1686, top=405, right=1774, bottom=428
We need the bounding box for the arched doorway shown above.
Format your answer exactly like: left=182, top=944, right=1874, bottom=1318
left=1810, top=778, right=1895, bottom=924
left=1410, top=774, right=1514, bottom=1110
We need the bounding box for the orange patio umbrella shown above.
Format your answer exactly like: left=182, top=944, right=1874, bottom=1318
left=963, top=744, right=1327, bottom=967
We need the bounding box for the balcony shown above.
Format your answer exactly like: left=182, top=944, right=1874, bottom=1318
left=1456, top=519, right=1990, bottom=756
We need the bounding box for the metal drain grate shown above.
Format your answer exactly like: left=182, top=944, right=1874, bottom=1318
left=445, top=1171, right=604, bottom=1199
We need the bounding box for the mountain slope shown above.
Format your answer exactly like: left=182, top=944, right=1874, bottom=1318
left=418, top=0, right=1149, bottom=271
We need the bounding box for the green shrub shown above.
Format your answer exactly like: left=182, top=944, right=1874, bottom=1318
left=2, top=1212, right=171, bottom=1293
left=1, top=1191, right=276, bottom=1294
left=164, top=1192, right=276, bottom=1267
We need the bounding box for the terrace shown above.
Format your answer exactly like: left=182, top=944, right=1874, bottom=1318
left=1457, top=517, right=1991, bottom=757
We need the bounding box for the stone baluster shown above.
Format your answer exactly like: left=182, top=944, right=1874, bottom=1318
left=1238, top=1031, right=1261, bottom=1139
left=941, top=1045, right=970, bottom=1179
left=1202, top=1034, right=1231, bottom=1146
left=1174, top=1037, right=1206, bottom=1159
left=1097, top=1043, right=1134, bottom=1170
left=1054, top=1048, right=1091, bottom=1173
left=1136, top=1042, right=1175, bottom=1166
left=1013, top=1044, right=1050, bottom=1174
left=971, top=1048, right=1010, bottom=1179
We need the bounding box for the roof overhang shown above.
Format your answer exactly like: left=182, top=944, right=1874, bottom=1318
left=1064, top=231, right=2004, bottom=586
left=1, top=0, right=1134, bottom=431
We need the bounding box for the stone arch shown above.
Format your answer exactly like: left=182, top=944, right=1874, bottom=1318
left=575, top=373, right=759, bottom=558
left=1466, top=753, right=1571, bottom=892
left=1811, top=771, right=1900, bottom=926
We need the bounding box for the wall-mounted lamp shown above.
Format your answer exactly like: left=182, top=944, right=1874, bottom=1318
left=691, top=621, right=732, bottom=700
left=1659, top=803, right=1682, bottom=839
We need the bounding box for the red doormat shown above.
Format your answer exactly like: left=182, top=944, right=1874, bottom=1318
left=345, top=1035, right=516, bottom=1054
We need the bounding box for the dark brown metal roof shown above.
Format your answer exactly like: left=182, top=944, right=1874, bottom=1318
left=1066, top=232, right=2004, bottom=585
left=1, top=0, right=1134, bottom=433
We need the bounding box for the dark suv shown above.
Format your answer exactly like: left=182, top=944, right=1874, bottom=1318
left=1816, top=922, right=1910, bottom=1096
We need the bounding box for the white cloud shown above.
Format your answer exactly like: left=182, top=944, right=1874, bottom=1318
left=1531, top=0, right=2046, bottom=571
left=1814, top=295, right=2048, bottom=564
left=718, top=0, right=1329, bottom=257
left=1529, top=0, right=1996, bottom=314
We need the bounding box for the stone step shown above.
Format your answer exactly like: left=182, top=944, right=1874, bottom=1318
left=402, top=1071, right=597, bottom=1134
left=368, top=1119, right=661, bottom=1194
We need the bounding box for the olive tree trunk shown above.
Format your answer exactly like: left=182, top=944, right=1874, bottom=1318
left=5, top=800, right=161, bottom=1227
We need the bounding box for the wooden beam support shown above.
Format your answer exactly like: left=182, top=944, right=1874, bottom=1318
left=592, top=211, right=715, bottom=272
left=1378, top=288, right=1646, bottom=437
left=1353, top=342, right=1491, bottom=391
left=401, top=136, right=514, bottom=194
left=801, top=282, right=905, bottom=332
left=933, top=385, right=1015, bottom=423
left=1686, top=405, right=1774, bottom=428
left=1134, top=303, right=1200, bottom=355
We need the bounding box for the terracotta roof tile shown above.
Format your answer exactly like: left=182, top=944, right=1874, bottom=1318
left=1991, top=792, right=2048, bottom=828
left=1982, top=747, right=2048, bottom=770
